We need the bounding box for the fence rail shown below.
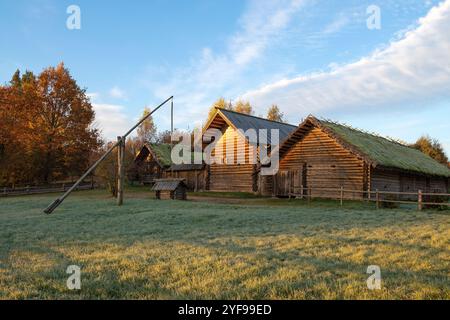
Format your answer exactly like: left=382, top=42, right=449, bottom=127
left=287, top=186, right=450, bottom=210
left=0, top=183, right=96, bottom=197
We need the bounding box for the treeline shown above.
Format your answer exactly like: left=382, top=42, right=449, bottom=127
left=1, top=63, right=447, bottom=188
left=0, top=63, right=101, bottom=186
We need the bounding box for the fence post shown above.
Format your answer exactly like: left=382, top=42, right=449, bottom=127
left=3, top=187, right=6, bottom=196
left=307, top=187, right=311, bottom=204
left=418, top=190, right=422, bottom=211
left=376, top=189, right=379, bottom=209
left=62, top=183, right=65, bottom=191
left=300, top=185, right=303, bottom=200
left=26, top=185, right=30, bottom=194
left=340, top=186, right=344, bottom=206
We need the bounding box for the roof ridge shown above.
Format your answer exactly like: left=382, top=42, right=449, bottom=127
left=217, top=107, right=297, bottom=128
left=319, top=117, right=412, bottom=149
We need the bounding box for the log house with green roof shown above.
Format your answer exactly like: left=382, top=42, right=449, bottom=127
left=129, top=143, right=206, bottom=190
left=272, top=115, right=450, bottom=199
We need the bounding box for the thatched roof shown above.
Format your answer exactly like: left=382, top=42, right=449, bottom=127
left=135, top=144, right=204, bottom=170
left=280, top=116, right=450, bottom=178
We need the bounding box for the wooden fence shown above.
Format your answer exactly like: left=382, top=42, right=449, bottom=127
left=0, top=182, right=96, bottom=197
left=287, top=186, right=450, bottom=210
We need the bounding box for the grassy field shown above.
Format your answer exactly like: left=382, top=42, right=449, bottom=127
left=0, top=188, right=449, bottom=299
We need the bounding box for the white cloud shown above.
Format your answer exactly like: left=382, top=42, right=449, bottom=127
left=92, top=103, right=132, bottom=141
left=150, top=0, right=307, bottom=125
left=109, top=86, right=126, bottom=99
left=241, top=0, right=450, bottom=119
left=87, top=92, right=132, bottom=140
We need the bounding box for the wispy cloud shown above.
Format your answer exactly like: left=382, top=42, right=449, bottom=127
left=148, top=0, right=307, bottom=125
left=88, top=93, right=132, bottom=141
left=109, top=86, right=127, bottom=99
left=322, top=14, right=351, bottom=35
left=92, top=103, right=132, bottom=141
left=241, top=0, right=450, bottom=119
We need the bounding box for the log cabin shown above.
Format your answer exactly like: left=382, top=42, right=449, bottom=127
left=129, top=143, right=206, bottom=190
left=128, top=143, right=172, bottom=185
left=203, top=108, right=297, bottom=192
left=270, top=115, right=450, bottom=199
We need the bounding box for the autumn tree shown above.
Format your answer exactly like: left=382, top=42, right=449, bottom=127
left=207, top=97, right=232, bottom=121
left=156, top=130, right=173, bottom=144
left=0, top=70, right=40, bottom=184
left=412, top=135, right=448, bottom=165
left=35, top=63, right=101, bottom=182
left=0, top=63, right=101, bottom=185
left=267, top=105, right=285, bottom=122
left=234, top=100, right=253, bottom=115
left=136, top=107, right=157, bottom=144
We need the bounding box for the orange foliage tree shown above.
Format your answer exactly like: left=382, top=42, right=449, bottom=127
left=0, top=63, right=101, bottom=186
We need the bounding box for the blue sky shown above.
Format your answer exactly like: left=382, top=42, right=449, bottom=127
left=1, top=0, right=449, bottom=153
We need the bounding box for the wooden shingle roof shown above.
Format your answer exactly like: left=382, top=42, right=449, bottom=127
left=151, top=179, right=187, bottom=191
left=206, top=108, right=297, bottom=146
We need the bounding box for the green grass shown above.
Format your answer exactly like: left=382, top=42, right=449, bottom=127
left=188, top=191, right=263, bottom=199
left=0, top=188, right=449, bottom=299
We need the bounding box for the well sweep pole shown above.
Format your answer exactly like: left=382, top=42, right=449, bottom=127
left=44, top=96, right=173, bottom=214
left=117, top=136, right=125, bottom=206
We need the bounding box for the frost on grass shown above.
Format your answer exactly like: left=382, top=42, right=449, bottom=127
left=0, top=189, right=449, bottom=299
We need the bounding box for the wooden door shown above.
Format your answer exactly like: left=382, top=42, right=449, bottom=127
left=274, top=167, right=305, bottom=196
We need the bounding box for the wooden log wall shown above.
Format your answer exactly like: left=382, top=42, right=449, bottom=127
left=259, top=175, right=273, bottom=196
left=166, top=169, right=205, bottom=191
left=278, top=127, right=366, bottom=199
left=209, top=126, right=255, bottom=192
left=372, top=167, right=449, bottom=200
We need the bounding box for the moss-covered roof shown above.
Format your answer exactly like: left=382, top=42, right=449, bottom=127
left=319, top=120, right=450, bottom=177
left=136, top=143, right=204, bottom=168
left=147, top=143, right=172, bottom=167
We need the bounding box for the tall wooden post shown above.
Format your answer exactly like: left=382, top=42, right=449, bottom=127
left=418, top=190, right=423, bottom=211
left=117, top=136, right=125, bottom=206
left=340, top=186, right=344, bottom=206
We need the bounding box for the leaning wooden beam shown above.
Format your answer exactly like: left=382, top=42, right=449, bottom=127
left=44, top=96, right=173, bottom=214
